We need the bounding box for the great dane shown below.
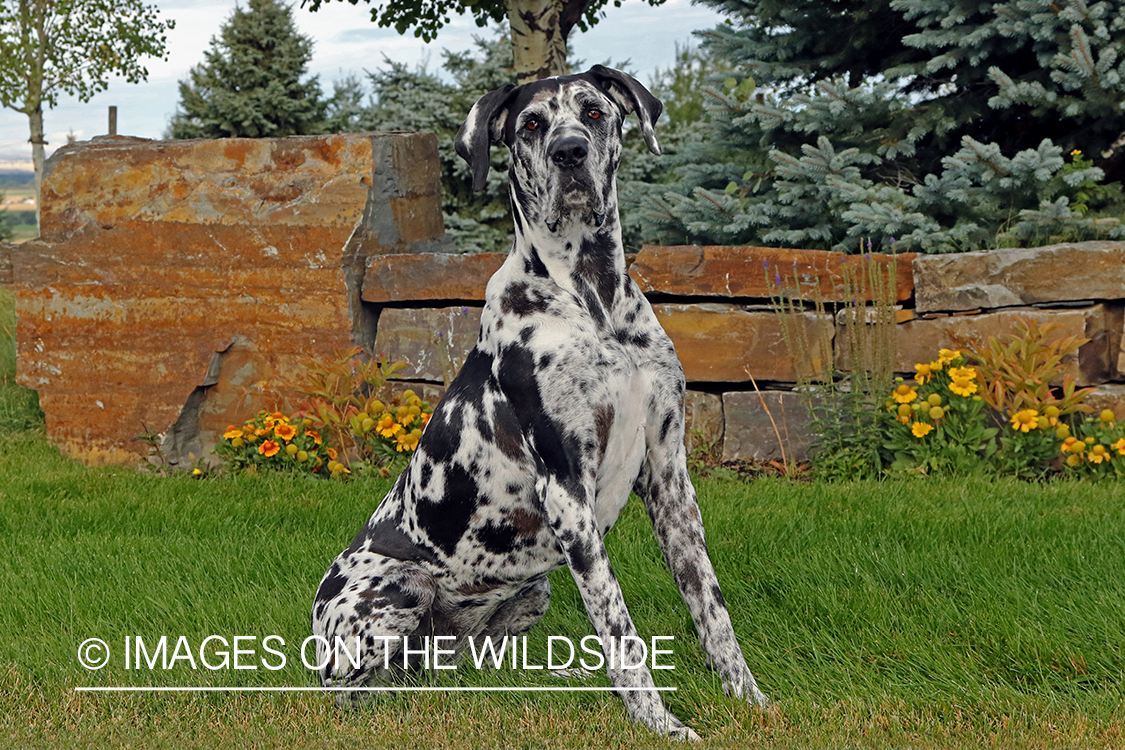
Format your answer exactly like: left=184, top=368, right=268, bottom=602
left=311, top=65, right=769, bottom=740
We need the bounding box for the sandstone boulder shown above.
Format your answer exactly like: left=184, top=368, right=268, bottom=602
left=11, top=133, right=448, bottom=465
left=914, top=241, right=1125, bottom=313
left=630, top=244, right=915, bottom=302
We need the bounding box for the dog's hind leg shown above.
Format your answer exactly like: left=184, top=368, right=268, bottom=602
left=311, top=555, right=436, bottom=701
left=478, top=576, right=550, bottom=639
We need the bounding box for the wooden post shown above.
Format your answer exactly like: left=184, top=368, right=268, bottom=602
left=108, top=106, right=117, bottom=136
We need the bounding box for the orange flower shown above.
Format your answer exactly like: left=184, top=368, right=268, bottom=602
left=327, top=447, right=338, bottom=461
left=259, top=440, right=280, bottom=458
left=307, top=430, right=322, bottom=445
left=223, top=426, right=244, bottom=440
left=274, top=423, right=297, bottom=442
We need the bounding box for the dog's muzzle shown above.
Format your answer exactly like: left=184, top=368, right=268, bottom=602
left=544, top=135, right=606, bottom=232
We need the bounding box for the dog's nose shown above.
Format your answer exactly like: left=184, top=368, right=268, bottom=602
left=549, top=136, right=589, bottom=169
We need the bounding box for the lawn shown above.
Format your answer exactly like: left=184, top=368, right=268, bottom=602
left=1, top=289, right=1124, bottom=748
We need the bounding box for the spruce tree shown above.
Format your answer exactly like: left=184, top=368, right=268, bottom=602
left=167, top=0, right=324, bottom=139
left=639, top=0, right=1125, bottom=253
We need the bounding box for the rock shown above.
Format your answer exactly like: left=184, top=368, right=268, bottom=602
left=684, top=391, right=724, bottom=456
left=11, top=132, right=448, bottom=465
left=652, top=303, right=834, bottom=383
left=913, top=240, right=1125, bottom=313
left=630, top=244, right=915, bottom=302
left=837, top=304, right=1124, bottom=385
left=1084, top=384, right=1125, bottom=422
left=363, top=252, right=507, bottom=303
left=721, top=390, right=818, bottom=463
left=373, top=306, right=482, bottom=383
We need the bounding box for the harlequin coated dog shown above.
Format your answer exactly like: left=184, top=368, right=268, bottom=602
left=311, top=65, right=769, bottom=740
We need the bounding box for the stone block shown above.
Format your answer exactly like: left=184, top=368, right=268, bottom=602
left=652, top=303, right=834, bottom=383
left=1085, top=384, right=1125, bottom=422
left=373, top=307, right=482, bottom=383
left=630, top=244, right=915, bottom=302
left=11, top=132, right=448, bottom=465
left=722, top=390, right=818, bottom=463
left=363, top=253, right=507, bottom=303
left=914, top=240, right=1125, bottom=313
left=837, top=305, right=1124, bottom=385
left=684, top=390, right=724, bottom=455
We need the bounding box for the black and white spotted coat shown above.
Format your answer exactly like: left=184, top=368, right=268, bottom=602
left=311, top=66, right=769, bottom=741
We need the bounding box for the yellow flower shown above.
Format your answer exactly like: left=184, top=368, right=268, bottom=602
left=938, top=349, right=960, bottom=364
left=1056, top=423, right=1071, bottom=439
left=223, top=426, right=244, bottom=440
left=1066, top=453, right=1083, bottom=467
left=396, top=430, right=421, bottom=452
left=897, top=415, right=910, bottom=424
left=192, top=468, right=202, bottom=476
left=914, top=362, right=935, bottom=384
left=1010, top=409, right=1039, bottom=432
left=929, top=360, right=944, bottom=372
left=892, top=384, right=918, bottom=404
left=378, top=413, right=403, bottom=438
left=949, top=378, right=978, bottom=397
left=1112, top=438, right=1125, bottom=455
left=259, top=440, right=280, bottom=458
left=947, top=366, right=976, bottom=381
left=897, top=404, right=913, bottom=419
left=1061, top=437, right=1086, bottom=454
left=274, top=423, right=297, bottom=442
left=396, top=406, right=414, bottom=425
left=1089, top=444, right=1110, bottom=464
left=927, top=394, right=942, bottom=406
left=1044, top=405, right=1060, bottom=426
left=1100, top=409, right=1116, bottom=425
left=911, top=422, right=934, bottom=438
left=929, top=406, right=945, bottom=420
left=1071, top=149, right=1082, bottom=157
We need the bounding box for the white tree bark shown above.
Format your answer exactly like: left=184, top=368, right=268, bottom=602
left=507, top=0, right=570, bottom=83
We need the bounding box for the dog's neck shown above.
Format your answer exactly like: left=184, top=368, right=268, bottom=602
left=507, top=180, right=628, bottom=323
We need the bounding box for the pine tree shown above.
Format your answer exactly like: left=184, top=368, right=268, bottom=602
left=641, top=0, right=1125, bottom=253
left=167, top=0, right=324, bottom=139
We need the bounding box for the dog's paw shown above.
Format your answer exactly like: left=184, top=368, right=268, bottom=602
left=722, top=669, right=770, bottom=708
left=669, top=724, right=702, bottom=743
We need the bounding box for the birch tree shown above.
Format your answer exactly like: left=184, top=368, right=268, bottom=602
left=0, top=0, right=174, bottom=230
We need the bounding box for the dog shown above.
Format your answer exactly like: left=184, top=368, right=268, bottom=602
left=311, top=65, right=769, bottom=740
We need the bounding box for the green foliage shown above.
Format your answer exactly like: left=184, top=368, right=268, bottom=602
left=167, top=0, right=325, bottom=139
left=882, top=355, right=999, bottom=475
left=300, top=0, right=664, bottom=44
left=643, top=0, right=1125, bottom=253
left=770, top=249, right=899, bottom=480
left=290, top=346, right=433, bottom=477
left=0, top=0, right=174, bottom=112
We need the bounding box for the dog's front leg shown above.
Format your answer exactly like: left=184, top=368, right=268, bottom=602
left=540, top=475, right=701, bottom=741
left=635, top=437, right=771, bottom=709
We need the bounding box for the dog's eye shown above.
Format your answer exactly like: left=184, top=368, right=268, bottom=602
left=587, top=109, right=602, bottom=120
left=524, top=117, right=539, bottom=131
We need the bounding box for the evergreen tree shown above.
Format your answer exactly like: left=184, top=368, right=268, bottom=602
left=167, top=0, right=324, bottom=139
left=642, top=0, right=1125, bottom=253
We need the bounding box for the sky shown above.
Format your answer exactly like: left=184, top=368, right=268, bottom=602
left=0, top=0, right=725, bottom=171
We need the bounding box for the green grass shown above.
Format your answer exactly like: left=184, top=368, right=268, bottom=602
left=1, top=423, right=1124, bottom=748
left=2, top=293, right=1124, bottom=747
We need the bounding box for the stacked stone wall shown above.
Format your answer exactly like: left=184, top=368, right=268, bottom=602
left=3, top=133, right=1124, bottom=466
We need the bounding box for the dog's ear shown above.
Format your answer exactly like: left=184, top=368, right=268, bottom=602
left=455, top=83, right=517, bottom=193
left=586, top=65, right=663, bottom=155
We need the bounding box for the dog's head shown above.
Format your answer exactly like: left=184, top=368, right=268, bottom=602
left=455, top=66, right=662, bottom=233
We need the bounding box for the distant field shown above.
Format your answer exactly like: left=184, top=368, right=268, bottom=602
left=2, top=183, right=37, bottom=242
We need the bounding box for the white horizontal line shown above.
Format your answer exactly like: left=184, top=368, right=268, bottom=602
left=74, top=686, right=675, bottom=693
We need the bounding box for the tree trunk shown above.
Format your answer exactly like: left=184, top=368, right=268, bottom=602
left=507, top=0, right=570, bottom=83
left=28, top=103, right=45, bottom=233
